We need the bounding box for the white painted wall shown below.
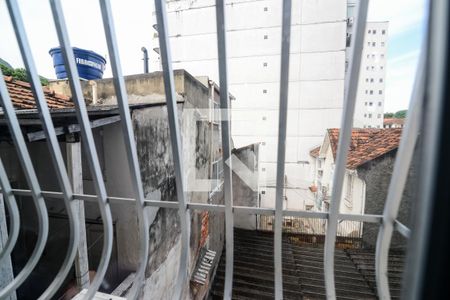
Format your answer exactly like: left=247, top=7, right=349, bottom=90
left=151, top=0, right=347, bottom=210
left=352, top=22, right=389, bottom=128
left=310, top=134, right=366, bottom=217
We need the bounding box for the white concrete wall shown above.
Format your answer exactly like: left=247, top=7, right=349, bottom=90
left=151, top=0, right=347, bottom=211
left=311, top=134, right=366, bottom=217
left=353, top=22, right=389, bottom=128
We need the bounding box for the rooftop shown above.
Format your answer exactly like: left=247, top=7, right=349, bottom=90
left=210, top=229, right=405, bottom=299
left=310, top=146, right=321, bottom=158
left=313, top=128, right=403, bottom=169
left=3, top=76, right=73, bottom=109
left=383, top=118, right=405, bottom=126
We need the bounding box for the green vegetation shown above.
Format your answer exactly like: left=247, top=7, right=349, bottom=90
left=384, top=110, right=407, bottom=119
left=1, top=63, right=49, bottom=86
left=394, top=110, right=407, bottom=118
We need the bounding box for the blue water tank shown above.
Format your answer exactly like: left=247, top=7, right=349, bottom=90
left=49, top=47, right=106, bottom=80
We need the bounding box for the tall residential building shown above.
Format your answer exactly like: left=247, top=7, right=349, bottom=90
left=347, top=2, right=389, bottom=128
left=150, top=0, right=347, bottom=210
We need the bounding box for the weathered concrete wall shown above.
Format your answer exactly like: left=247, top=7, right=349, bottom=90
left=48, top=70, right=204, bottom=107
left=232, top=144, right=259, bottom=230
left=357, top=149, right=416, bottom=248
left=0, top=71, right=224, bottom=299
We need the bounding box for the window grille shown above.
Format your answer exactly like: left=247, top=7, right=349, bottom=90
left=0, top=0, right=435, bottom=299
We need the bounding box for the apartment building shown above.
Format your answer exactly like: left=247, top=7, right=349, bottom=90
left=150, top=0, right=347, bottom=210
left=347, top=1, right=389, bottom=128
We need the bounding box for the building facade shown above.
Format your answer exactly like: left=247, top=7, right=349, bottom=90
left=150, top=0, right=347, bottom=211
left=309, top=128, right=413, bottom=246
left=0, top=72, right=225, bottom=299
left=347, top=2, right=389, bottom=128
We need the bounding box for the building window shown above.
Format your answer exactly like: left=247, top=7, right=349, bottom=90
left=372, top=42, right=376, bottom=46
left=370, top=78, right=374, bottom=82
left=263, top=62, right=268, bottom=67
left=381, top=42, right=385, bottom=46
left=369, top=102, right=373, bottom=106
left=364, top=113, right=367, bottom=117
left=263, top=89, right=267, bottom=94
left=379, top=90, right=383, bottom=95
left=264, top=7, right=268, bottom=11
left=379, top=78, right=383, bottom=83
left=378, top=101, right=382, bottom=106
left=365, top=90, right=368, bottom=94
left=365, top=102, right=367, bottom=106
left=373, top=29, right=377, bottom=34
left=368, top=125, right=372, bottom=128
left=262, top=116, right=267, bottom=121
left=378, top=114, right=382, bottom=118
left=371, top=54, right=375, bottom=58
left=368, top=29, right=371, bottom=34
left=371, top=66, right=375, bottom=70
left=264, top=35, right=268, bottom=40
left=370, top=90, right=373, bottom=95
left=380, top=66, right=384, bottom=70
left=365, top=78, right=369, bottom=82
left=368, top=113, right=372, bottom=118
left=377, top=125, right=381, bottom=128
left=367, top=42, right=370, bottom=46
left=366, top=66, right=369, bottom=70
left=382, top=29, right=386, bottom=34
left=381, top=54, right=385, bottom=59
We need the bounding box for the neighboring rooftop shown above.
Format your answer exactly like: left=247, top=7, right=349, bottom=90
left=383, top=118, right=405, bottom=126
left=320, top=128, right=402, bottom=169
left=310, top=146, right=321, bottom=158
left=3, top=76, right=73, bottom=109
left=210, top=229, right=404, bottom=300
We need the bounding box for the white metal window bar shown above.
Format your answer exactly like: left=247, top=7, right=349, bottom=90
left=0, top=0, right=429, bottom=299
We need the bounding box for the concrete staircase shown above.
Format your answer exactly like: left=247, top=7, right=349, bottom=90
left=209, top=229, right=404, bottom=299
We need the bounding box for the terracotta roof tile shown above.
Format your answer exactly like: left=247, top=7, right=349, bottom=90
left=309, top=146, right=320, bottom=158
left=327, top=128, right=402, bottom=169
left=383, top=118, right=404, bottom=125
left=2, top=76, right=73, bottom=109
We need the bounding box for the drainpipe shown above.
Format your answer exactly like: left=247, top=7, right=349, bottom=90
left=88, top=80, right=97, bottom=105
left=141, top=47, right=149, bottom=73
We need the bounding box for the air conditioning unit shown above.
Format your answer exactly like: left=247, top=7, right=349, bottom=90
left=347, top=17, right=354, bottom=26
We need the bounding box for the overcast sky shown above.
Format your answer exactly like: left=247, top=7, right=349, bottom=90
left=0, top=0, right=427, bottom=112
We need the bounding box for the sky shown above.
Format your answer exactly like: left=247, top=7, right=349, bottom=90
left=0, top=0, right=427, bottom=113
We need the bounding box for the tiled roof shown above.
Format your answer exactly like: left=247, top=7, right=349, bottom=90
left=327, top=128, right=402, bottom=169
left=384, top=118, right=405, bottom=125
left=309, top=146, right=320, bottom=158
left=211, top=229, right=405, bottom=299
left=3, top=76, right=73, bottom=109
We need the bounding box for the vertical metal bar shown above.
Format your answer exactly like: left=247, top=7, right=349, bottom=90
left=0, top=74, right=48, bottom=300
left=0, top=158, right=20, bottom=265
left=154, top=1, right=191, bottom=298
left=5, top=0, right=80, bottom=297
left=49, top=1, right=114, bottom=299
left=323, top=1, right=369, bottom=299
left=98, top=1, right=149, bottom=298
left=273, top=0, right=292, bottom=299
left=375, top=50, right=425, bottom=300
left=215, top=1, right=234, bottom=298
left=403, top=1, right=448, bottom=299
